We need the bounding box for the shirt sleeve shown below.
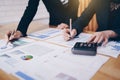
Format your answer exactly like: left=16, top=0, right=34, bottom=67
left=17, top=0, right=40, bottom=36
left=72, top=0, right=96, bottom=36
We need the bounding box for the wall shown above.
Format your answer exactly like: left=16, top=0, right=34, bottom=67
left=0, top=0, right=49, bottom=24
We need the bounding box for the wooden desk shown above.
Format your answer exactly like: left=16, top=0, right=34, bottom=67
left=92, top=56, right=120, bottom=80
left=0, top=25, right=120, bottom=80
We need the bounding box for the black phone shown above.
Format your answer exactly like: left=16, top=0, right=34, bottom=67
left=71, top=42, right=97, bottom=56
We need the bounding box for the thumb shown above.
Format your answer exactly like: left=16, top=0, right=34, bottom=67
left=71, top=29, right=77, bottom=38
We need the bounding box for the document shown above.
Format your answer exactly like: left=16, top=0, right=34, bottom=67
left=0, top=33, right=110, bottom=80
left=0, top=41, right=66, bottom=80
left=46, top=32, right=120, bottom=58
left=28, top=28, right=62, bottom=40
left=0, top=42, right=109, bottom=80
left=97, top=41, right=120, bottom=58
left=0, top=40, right=13, bottom=53
left=46, top=33, right=92, bottom=47
left=46, top=50, right=109, bottom=80
left=14, top=41, right=65, bottom=57
left=0, top=38, right=35, bottom=53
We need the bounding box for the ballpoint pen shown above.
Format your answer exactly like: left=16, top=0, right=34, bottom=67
left=0, top=31, right=14, bottom=49
left=69, top=18, right=72, bottom=37
left=5, top=30, right=15, bottom=47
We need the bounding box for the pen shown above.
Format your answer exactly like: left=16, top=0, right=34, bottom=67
left=5, top=30, right=15, bottom=47
left=69, top=18, right=72, bottom=37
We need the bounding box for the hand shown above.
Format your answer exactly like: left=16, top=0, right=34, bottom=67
left=57, top=23, right=69, bottom=29
left=5, top=30, right=23, bottom=41
left=63, top=28, right=77, bottom=41
left=87, top=30, right=117, bottom=46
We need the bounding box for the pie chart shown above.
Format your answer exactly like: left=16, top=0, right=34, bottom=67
left=21, top=55, right=33, bottom=60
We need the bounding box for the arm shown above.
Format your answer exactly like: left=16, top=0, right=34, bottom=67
left=72, top=0, right=96, bottom=36
left=17, top=0, right=40, bottom=36
left=109, top=28, right=120, bottom=40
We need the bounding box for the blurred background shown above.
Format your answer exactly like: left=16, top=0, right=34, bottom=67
left=0, top=0, right=97, bottom=39
left=0, top=0, right=49, bottom=24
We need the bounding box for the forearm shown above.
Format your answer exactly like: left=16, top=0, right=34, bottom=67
left=17, top=0, right=40, bottom=36
left=72, top=0, right=96, bottom=36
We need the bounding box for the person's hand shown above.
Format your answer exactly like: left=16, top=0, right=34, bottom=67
left=87, top=30, right=117, bottom=46
left=57, top=23, right=69, bottom=29
left=63, top=28, right=77, bottom=41
left=5, top=30, right=23, bottom=41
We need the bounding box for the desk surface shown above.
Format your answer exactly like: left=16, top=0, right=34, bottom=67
left=0, top=24, right=120, bottom=80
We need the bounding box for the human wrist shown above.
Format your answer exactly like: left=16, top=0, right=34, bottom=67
left=17, top=30, right=23, bottom=37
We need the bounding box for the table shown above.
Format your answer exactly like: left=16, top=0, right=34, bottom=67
left=0, top=25, right=120, bottom=80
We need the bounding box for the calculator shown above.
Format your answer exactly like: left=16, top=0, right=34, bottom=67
left=71, top=42, right=98, bottom=56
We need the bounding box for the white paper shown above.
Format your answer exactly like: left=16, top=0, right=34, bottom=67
left=46, top=33, right=92, bottom=47
left=0, top=37, right=109, bottom=80
left=0, top=38, right=35, bottom=54
left=0, top=41, right=66, bottom=80
left=0, top=45, right=109, bottom=80
left=14, top=41, right=65, bottom=57
left=44, top=50, right=109, bottom=80
left=0, top=40, right=13, bottom=53
left=97, top=41, right=120, bottom=58
left=28, top=28, right=62, bottom=40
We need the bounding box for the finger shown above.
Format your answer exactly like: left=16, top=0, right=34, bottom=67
left=98, top=36, right=103, bottom=43
left=9, top=31, right=22, bottom=40
left=9, top=30, right=17, bottom=40
left=63, top=29, right=71, bottom=41
left=93, top=35, right=101, bottom=43
left=102, top=38, right=108, bottom=46
left=9, top=35, right=15, bottom=40
left=6, top=31, right=12, bottom=35
left=64, top=36, right=71, bottom=41
left=57, top=25, right=62, bottom=29
left=63, top=28, right=70, bottom=33
left=63, top=32, right=71, bottom=41
left=5, top=31, right=12, bottom=40
left=61, top=23, right=68, bottom=28
left=87, top=35, right=96, bottom=43
left=64, top=32, right=71, bottom=39
left=57, top=23, right=68, bottom=29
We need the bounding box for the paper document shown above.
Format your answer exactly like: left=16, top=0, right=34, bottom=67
left=97, top=41, right=120, bottom=58
left=0, top=38, right=35, bottom=53
left=0, top=41, right=66, bottom=80
left=0, top=40, right=13, bottom=53
left=46, top=33, right=92, bottom=47
left=0, top=43, right=109, bottom=80
left=28, top=28, right=62, bottom=40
